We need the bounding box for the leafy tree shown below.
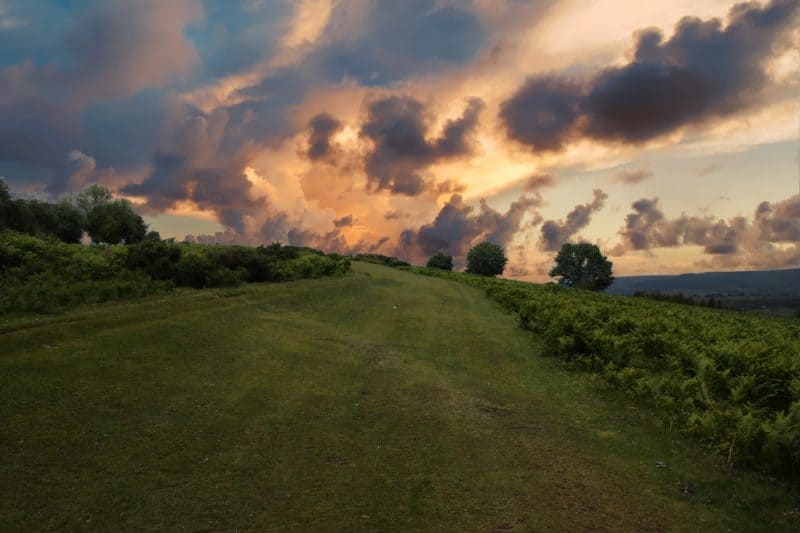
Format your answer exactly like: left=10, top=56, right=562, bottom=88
left=426, top=251, right=453, bottom=271
left=549, top=242, right=614, bottom=290
left=12, top=199, right=59, bottom=237
left=75, top=184, right=147, bottom=244
left=0, top=179, right=9, bottom=231
left=52, top=200, right=86, bottom=243
left=0, top=178, right=9, bottom=204
left=85, top=199, right=147, bottom=244
left=76, top=184, right=113, bottom=217
left=466, top=242, right=507, bottom=276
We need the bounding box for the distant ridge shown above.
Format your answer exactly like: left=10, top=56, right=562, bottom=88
left=607, top=268, right=800, bottom=296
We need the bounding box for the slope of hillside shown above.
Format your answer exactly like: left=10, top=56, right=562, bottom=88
left=1, top=263, right=796, bottom=531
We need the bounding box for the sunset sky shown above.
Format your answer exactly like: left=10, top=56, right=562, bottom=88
left=1, top=0, right=798, bottom=279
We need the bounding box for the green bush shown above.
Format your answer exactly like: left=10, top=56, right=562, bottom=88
left=173, top=252, right=215, bottom=288
left=126, top=239, right=182, bottom=280
left=426, top=252, right=453, bottom=271
left=352, top=253, right=410, bottom=267
left=0, top=231, right=351, bottom=315
left=206, top=267, right=245, bottom=288
left=0, top=231, right=171, bottom=314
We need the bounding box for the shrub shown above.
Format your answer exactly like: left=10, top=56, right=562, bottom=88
left=206, top=267, right=245, bottom=288
left=426, top=252, right=453, bottom=271
left=173, top=252, right=215, bottom=288
left=353, top=253, right=410, bottom=267
left=0, top=230, right=171, bottom=314
left=0, top=230, right=350, bottom=314
left=126, top=239, right=182, bottom=280
left=466, top=242, right=507, bottom=276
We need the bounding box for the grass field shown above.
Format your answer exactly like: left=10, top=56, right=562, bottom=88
left=1, top=262, right=797, bottom=531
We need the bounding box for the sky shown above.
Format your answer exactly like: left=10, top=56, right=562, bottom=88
left=0, top=0, right=798, bottom=279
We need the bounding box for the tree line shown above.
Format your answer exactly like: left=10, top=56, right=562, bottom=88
left=0, top=179, right=147, bottom=245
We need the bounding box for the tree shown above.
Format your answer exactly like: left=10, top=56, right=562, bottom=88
left=52, top=200, right=85, bottom=242
left=549, top=242, right=614, bottom=290
left=466, top=242, right=507, bottom=276
left=85, top=199, right=147, bottom=244
left=426, top=251, right=453, bottom=271
left=0, top=178, right=9, bottom=204
left=76, top=184, right=113, bottom=217
left=0, top=178, right=9, bottom=231
left=76, top=184, right=146, bottom=244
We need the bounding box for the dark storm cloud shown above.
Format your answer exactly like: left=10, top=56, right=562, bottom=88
left=499, top=77, right=583, bottom=152
left=500, top=0, right=799, bottom=151
left=306, top=113, right=343, bottom=161
left=539, top=189, right=607, bottom=251
left=123, top=102, right=265, bottom=233
left=360, top=95, right=485, bottom=195
left=434, top=98, right=486, bottom=157
left=0, top=0, right=199, bottom=193
left=615, top=195, right=800, bottom=264
left=222, top=68, right=312, bottom=153
left=401, top=193, right=541, bottom=259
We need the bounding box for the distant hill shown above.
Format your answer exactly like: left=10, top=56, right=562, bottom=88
left=607, top=268, right=800, bottom=296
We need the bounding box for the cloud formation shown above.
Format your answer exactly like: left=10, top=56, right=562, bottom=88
left=306, top=113, right=343, bottom=162
left=332, top=214, right=353, bottom=228
left=525, top=173, right=556, bottom=191
left=123, top=99, right=264, bottom=233
left=500, top=0, right=799, bottom=152
left=540, top=189, right=607, bottom=251
left=614, top=167, right=653, bottom=184
left=360, top=96, right=485, bottom=195
left=615, top=195, right=800, bottom=268
left=311, top=0, right=487, bottom=86
left=400, top=193, right=541, bottom=260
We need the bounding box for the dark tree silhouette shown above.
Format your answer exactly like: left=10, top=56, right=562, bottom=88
left=466, top=242, right=507, bottom=276
left=549, top=242, right=614, bottom=290
left=77, top=185, right=146, bottom=244
left=426, top=251, right=453, bottom=271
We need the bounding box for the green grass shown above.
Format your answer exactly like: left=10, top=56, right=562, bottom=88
left=1, top=262, right=797, bottom=531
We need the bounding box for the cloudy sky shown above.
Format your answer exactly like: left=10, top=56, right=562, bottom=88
left=1, top=0, right=798, bottom=278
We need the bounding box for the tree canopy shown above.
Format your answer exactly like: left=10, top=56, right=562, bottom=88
left=549, top=242, right=614, bottom=291
left=426, top=251, right=453, bottom=271
left=0, top=179, right=146, bottom=244
left=466, top=242, right=507, bottom=277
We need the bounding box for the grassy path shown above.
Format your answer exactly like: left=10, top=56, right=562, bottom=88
left=1, top=262, right=795, bottom=531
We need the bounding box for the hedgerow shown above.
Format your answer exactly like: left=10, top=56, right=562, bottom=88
left=409, top=266, right=800, bottom=478
left=0, top=231, right=351, bottom=314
